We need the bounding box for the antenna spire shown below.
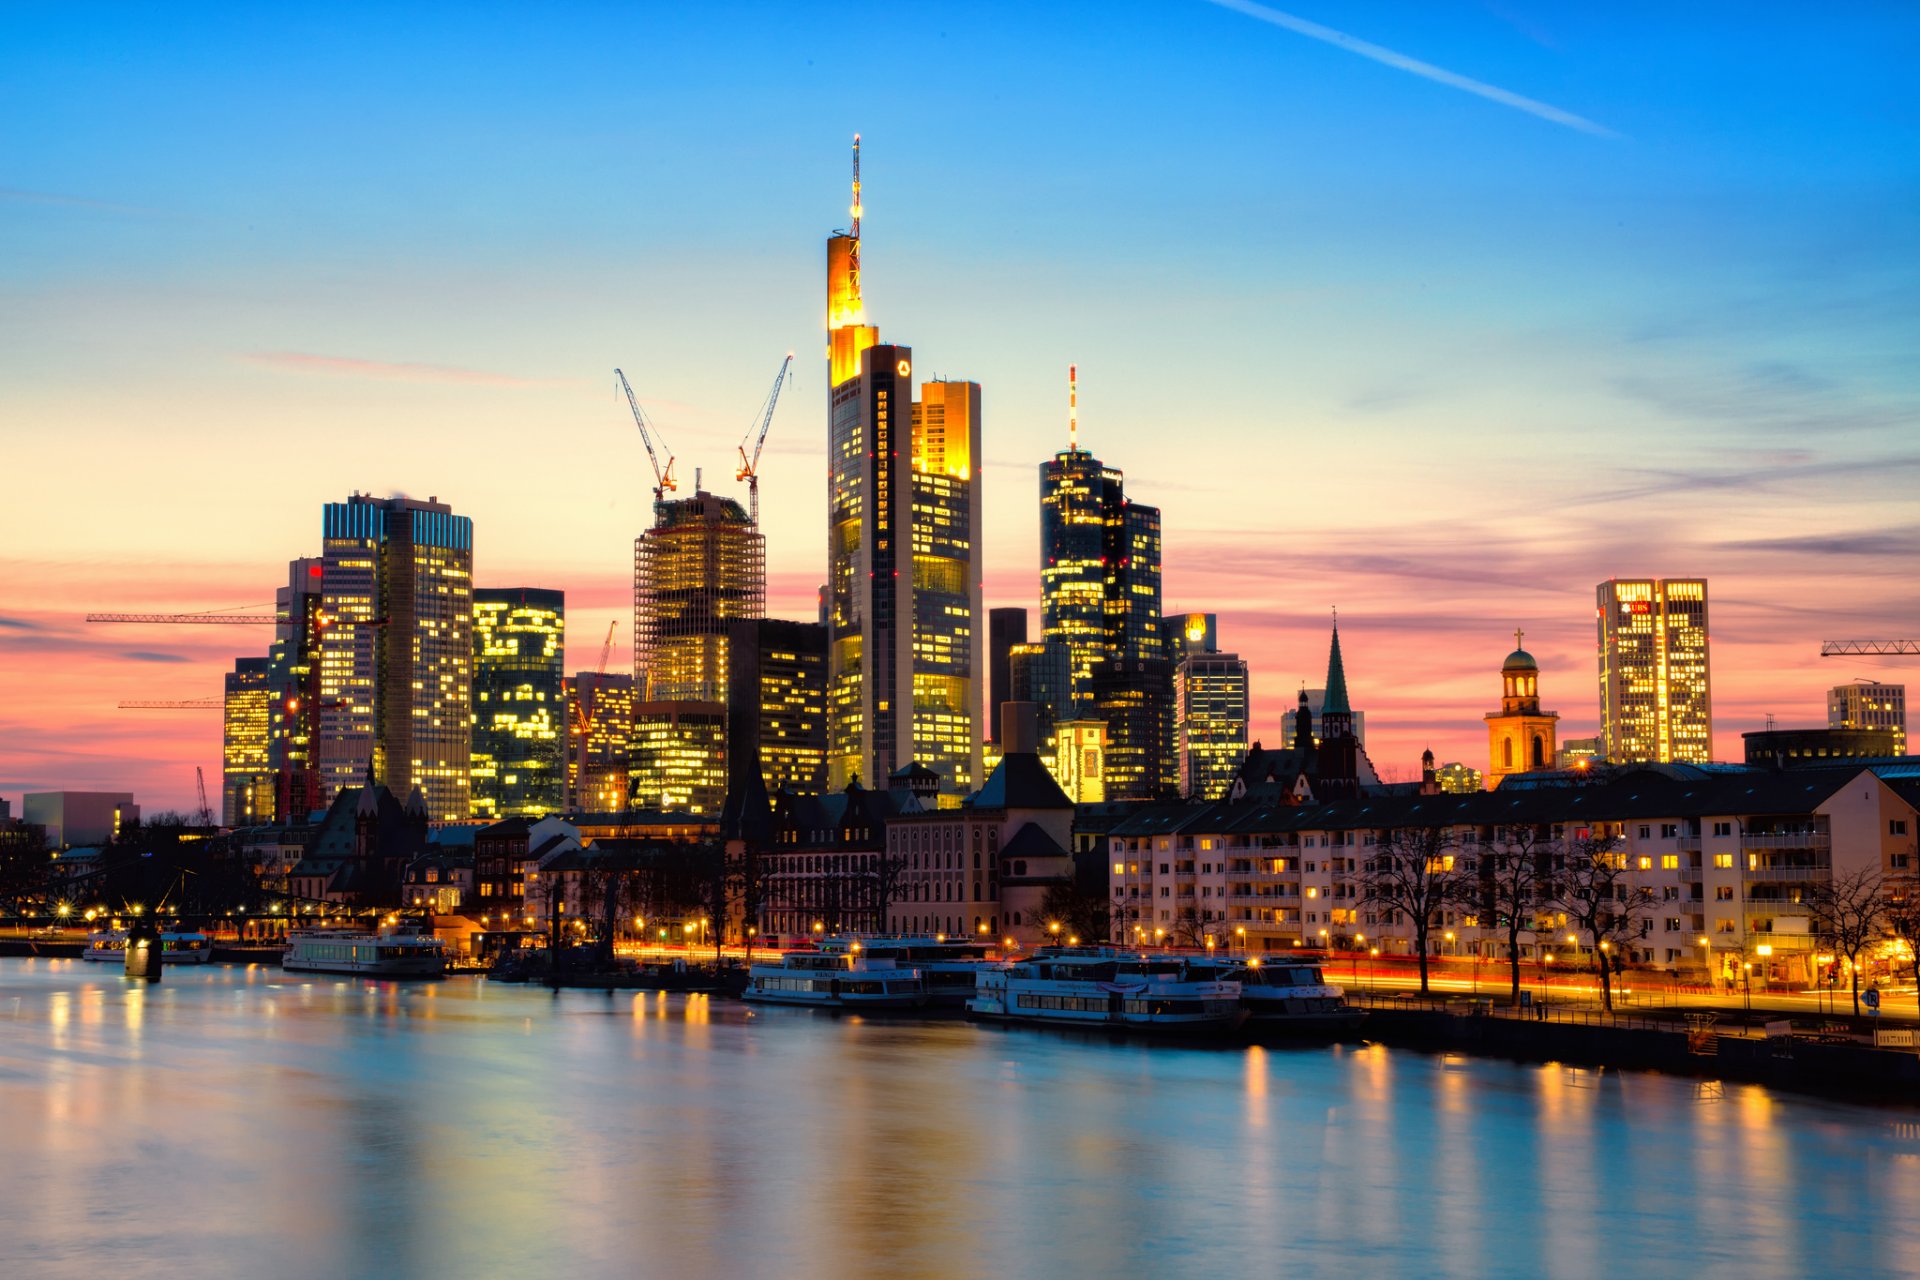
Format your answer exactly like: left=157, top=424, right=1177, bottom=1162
left=1068, top=363, right=1079, bottom=451
left=849, top=133, right=862, bottom=305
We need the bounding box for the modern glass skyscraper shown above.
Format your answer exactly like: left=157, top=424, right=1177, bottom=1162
left=728, top=618, right=828, bottom=796
left=565, top=671, right=633, bottom=813
left=824, top=139, right=983, bottom=795
left=223, top=656, right=274, bottom=826
left=1597, top=578, right=1712, bottom=764
left=471, top=587, right=565, bottom=820
left=316, top=494, right=475, bottom=821
left=1165, top=614, right=1249, bottom=802
left=268, top=556, right=324, bottom=822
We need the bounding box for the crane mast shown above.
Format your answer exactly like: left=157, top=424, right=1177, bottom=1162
left=616, top=368, right=677, bottom=506
left=736, top=353, right=794, bottom=526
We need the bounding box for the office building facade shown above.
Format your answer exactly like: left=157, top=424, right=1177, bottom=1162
left=471, top=587, right=565, bottom=820
left=1829, top=681, right=1906, bottom=756
left=316, top=494, right=475, bottom=821
left=565, top=672, right=634, bottom=814
left=1597, top=578, right=1712, bottom=764
left=728, top=618, right=829, bottom=795
left=223, top=656, right=275, bottom=826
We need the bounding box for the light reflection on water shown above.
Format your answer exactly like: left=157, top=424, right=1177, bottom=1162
left=0, top=959, right=1914, bottom=1279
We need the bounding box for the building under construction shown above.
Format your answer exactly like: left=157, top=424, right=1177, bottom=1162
left=631, top=488, right=765, bottom=815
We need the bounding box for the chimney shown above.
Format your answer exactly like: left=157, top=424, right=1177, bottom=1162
left=1002, top=702, right=1039, bottom=755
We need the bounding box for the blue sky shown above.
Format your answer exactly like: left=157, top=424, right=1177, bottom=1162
left=3, top=2, right=1917, bottom=806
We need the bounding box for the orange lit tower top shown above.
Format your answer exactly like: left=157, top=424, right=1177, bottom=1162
left=827, top=134, right=879, bottom=386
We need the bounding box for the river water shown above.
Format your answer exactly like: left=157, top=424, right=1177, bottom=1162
left=0, top=959, right=1914, bottom=1279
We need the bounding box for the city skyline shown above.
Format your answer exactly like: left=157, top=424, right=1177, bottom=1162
left=4, top=4, right=1917, bottom=809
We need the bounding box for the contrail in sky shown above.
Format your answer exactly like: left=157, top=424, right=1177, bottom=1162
left=1202, top=0, right=1619, bottom=138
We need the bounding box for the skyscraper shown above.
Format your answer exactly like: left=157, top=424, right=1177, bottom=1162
left=268, top=556, right=324, bottom=822
left=223, top=656, right=274, bottom=826
left=471, top=587, right=565, bottom=820
left=987, top=607, right=1028, bottom=745
left=316, top=494, right=474, bottom=820
left=728, top=618, right=828, bottom=795
left=824, top=137, right=983, bottom=796
left=1829, top=680, right=1906, bottom=755
left=1166, top=613, right=1249, bottom=802
left=565, top=671, right=633, bottom=813
left=1039, top=368, right=1170, bottom=800
left=1597, top=578, right=1712, bottom=764
left=633, top=488, right=765, bottom=816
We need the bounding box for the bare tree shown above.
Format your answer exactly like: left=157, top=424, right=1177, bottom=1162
left=1357, top=825, right=1466, bottom=995
left=1479, top=823, right=1550, bottom=1006
left=1808, top=865, right=1888, bottom=1017
left=1037, top=881, right=1109, bottom=946
left=1879, top=862, right=1920, bottom=1008
left=1549, top=829, right=1655, bottom=1013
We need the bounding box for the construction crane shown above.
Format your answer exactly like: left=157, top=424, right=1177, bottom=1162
left=736, top=354, right=794, bottom=525
left=1822, top=640, right=1920, bottom=657
left=119, top=699, right=221, bottom=710
left=88, top=611, right=274, bottom=625
left=194, top=766, right=214, bottom=828
left=615, top=368, right=678, bottom=505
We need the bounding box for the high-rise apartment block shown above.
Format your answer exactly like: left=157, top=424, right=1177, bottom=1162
left=471, top=587, right=565, bottom=820
left=1597, top=578, right=1712, bottom=764
left=222, top=656, right=274, bottom=826
left=565, top=672, right=633, bottom=813
left=316, top=494, right=474, bottom=820
left=1829, top=680, right=1906, bottom=756
left=1166, top=613, right=1249, bottom=802
left=728, top=618, right=829, bottom=795
left=824, top=139, right=983, bottom=796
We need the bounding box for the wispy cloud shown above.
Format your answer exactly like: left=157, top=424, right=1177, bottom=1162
left=240, top=351, right=561, bottom=388
left=122, top=651, right=191, bottom=664
left=1201, top=0, right=1618, bottom=137
left=1720, top=525, right=1920, bottom=558
left=0, top=615, right=39, bottom=631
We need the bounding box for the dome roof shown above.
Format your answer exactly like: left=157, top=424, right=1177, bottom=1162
left=1502, top=648, right=1538, bottom=672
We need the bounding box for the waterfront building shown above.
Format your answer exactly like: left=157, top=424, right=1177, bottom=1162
left=988, top=607, right=1028, bottom=745
left=1166, top=614, right=1250, bottom=802
left=470, top=587, right=565, bottom=821
left=316, top=494, right=475, bottom=821
left=286, top=767, right=430, bottom=906
left=1743, top=726, right=1903, bottom=768
left=1830, top=680, right=1906, bottom=755
left=1484, top=632, right=1560, bottom=786
left=268, top=556, right=325, bottom=823
left=21, top=792, right=137, bottom=849
left=727, top=618, right=828, bottom=795
left=564, top=672, right=633, bottom=814
left=823, top=140, right=983, bottom=796
left=473, top=814, right=579, bottom=913
left=1108, top=761, right=1920, bottom=985
left=1434, top=762, right=1483, bottom=794
left=223, top=657, right=275, bottom=826
left=1597, top=578, right=1712, bottom=764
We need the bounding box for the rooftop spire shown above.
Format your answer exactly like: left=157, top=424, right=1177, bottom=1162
left=848, top=133, right=862, bottom=307
left=1068, top=363, right=1079, bottom=451
left=1322, top=613, right=1351, bottom=715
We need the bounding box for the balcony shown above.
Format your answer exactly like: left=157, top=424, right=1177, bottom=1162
left=1742, top=832, right=1831, bottom=851
left=1677, top=836, right=1702, bottom=853
left=1742, top=863, right=1831, bottom=883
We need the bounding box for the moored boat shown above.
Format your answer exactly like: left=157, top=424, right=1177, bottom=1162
left=83, top=929, right=215, bottom=964
left=969, top=947, right=1245, bottom=1035
left=1185, top=956, right=1365, bottom=1035
left=282, top=928, right=446, bottom=978
left=819, top=936, right=1006, bottom=1010
left=743, top=949, right=927, bottom=1010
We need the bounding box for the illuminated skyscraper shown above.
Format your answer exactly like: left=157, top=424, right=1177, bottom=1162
left=1596, top=578, right=1712, bottom=764
left=1829, top=680, right=1906, bottom=755
left=824, top=137, right=983, bottom=795
left=1165, top=613, right=1249, bottom=802
left=316, top=494, right=474, bottom=820
left=268, top=556, right=324, bottom=822
left=471, top=587, right=565, bottom=820
left=633, top=488, right=764, bottom=815
left=728, top=618, right=828, bottom=795
left=223, top=657, right=274, bottom=826
left=565, top=672, right=633, bottom=813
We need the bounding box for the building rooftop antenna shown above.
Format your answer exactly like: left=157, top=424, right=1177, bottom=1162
left=1068, top=363, right=1079, bottom=452
left=848, top=133, right=862, bottom=309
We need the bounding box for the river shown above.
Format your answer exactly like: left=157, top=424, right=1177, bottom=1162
left=0, top=959, right=1914, bottom=1279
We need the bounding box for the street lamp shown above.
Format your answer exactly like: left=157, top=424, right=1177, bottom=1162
left=1235, top=926, right=1246, bottom=956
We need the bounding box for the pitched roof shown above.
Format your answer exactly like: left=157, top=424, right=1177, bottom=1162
left=971, top=752, right=1072, bottom=811
left=1322, top=624, right=1351, bottom=716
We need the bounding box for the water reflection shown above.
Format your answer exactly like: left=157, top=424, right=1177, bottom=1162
left=0, top=962, right=1914, bottom=1279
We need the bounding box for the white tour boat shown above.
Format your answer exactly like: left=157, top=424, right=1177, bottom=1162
left=820, top=936, right=1006, bottom=1010
left=281, top=928, right=446, bottom=978
left=1185, top=956, right=1365, bottom=1034
left=743, top=948, right=927, bottom=1010
left=969, top=948, right=1246, bottom=1035
left=82, top=929, right=215, bottom=964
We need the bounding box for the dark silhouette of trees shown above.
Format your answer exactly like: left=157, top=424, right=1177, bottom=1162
left=1808, top=865, right=1888, bottom=1017
left=1479, top=824, right=1551, bottom=1005
left=1549, top=829, right=1655, bottom=1012
left=1358, top=825, right=1467, bottom=995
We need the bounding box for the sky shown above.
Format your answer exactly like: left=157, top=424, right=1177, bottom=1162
left=3, top=2, right=1917, bottom=812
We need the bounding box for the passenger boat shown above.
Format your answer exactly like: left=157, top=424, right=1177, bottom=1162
left=281, top=928, right=446, bottom=978
left=969, top=948, right=1246, bottom=1035
left=82, top=929, right=215, bottom=964
left=742, top=948, right=927, bottom=1010
left=1184, top=956, right=1365, bottom=1034
left=819, top=936, right=1006, bottom=1010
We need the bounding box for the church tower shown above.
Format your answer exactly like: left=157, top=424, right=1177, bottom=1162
left=1485, top=630, right=1559, bottom=787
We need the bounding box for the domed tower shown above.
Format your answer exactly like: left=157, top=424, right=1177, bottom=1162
left=1485, top=629, right=1559, bottom=787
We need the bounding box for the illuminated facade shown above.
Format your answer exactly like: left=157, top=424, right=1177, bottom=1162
left=1484, top=631, right=1559, bottom=786
left=1597, top=578, right=1712, bottom=764
left=1830, top=680, right=1905, bottom=755
left=1173, top=647, right=1250, bottom=802
left=728, top=618, right=828, bottom=795
left=1434, top=762, right=1483, bottom=793
left=471, top=587, right=565, bottom=820
left=223, top=656, right=275, bottom=826
left=824, top=141, right=983, bottom=795
left=564, top=672, right=633, bottom=814
left=631, top=700, right=727, bottom=815
left=316, top=495, right=474, bottom=820
left=634, top=489, right=765, bottom=704
left=1053, top=718, right=1108, bottom=804
left=268, top=556, right=324, bottom=822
